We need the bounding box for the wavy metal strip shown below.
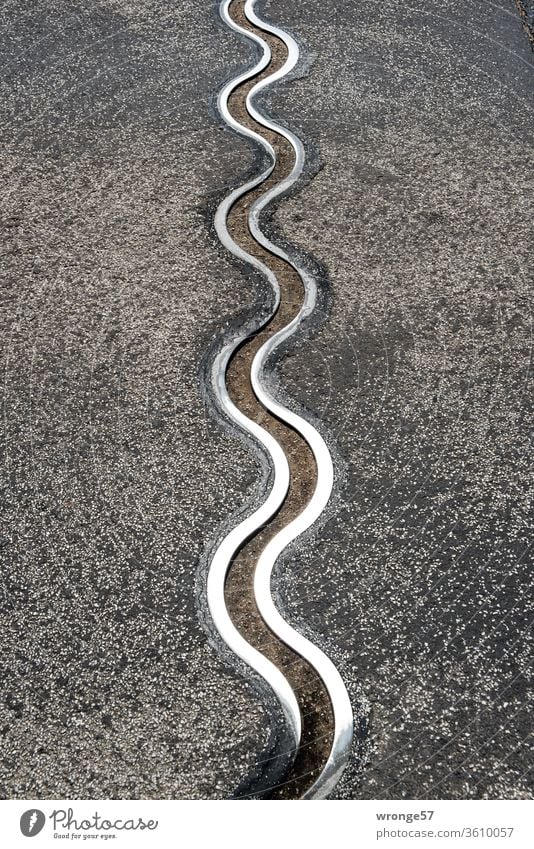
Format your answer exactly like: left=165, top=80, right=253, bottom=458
left=208, top=0, right=353, bottom=798
left=242, top=0, right=354, bottom=800
left=207, top=0, right=302, bottom=762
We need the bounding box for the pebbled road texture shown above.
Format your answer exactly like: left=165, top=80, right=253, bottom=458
left=0, top=0, right=532, bottom=799
left=263, top=0, right=534, bottom=799
left=0, top=0, right=278, bottom=799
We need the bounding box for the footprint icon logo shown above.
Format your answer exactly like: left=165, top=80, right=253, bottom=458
left=20, top=810, right=46, bottom=837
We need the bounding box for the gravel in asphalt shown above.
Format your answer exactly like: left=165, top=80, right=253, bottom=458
left=262, top=0, right=534, bottom=798
left=1, top=0, right=532, bottom=800
left=0, top=0, right=280, bottom=799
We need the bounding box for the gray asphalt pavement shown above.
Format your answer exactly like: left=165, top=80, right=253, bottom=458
left=0, top=0, right=278, bottom=799
left=0, top=0, right=532, bottom=800
left=263, top=0, right=534, bottom=799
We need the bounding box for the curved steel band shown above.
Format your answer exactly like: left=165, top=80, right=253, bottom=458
left=207, top=0, right=353, bottom=799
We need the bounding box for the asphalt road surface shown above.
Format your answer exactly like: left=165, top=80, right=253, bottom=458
left=0, top=0, right=532, bottom=799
